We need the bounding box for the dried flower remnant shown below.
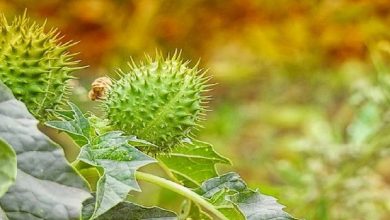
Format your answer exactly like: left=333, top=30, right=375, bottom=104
left=88, top=76, right=112, bottom=101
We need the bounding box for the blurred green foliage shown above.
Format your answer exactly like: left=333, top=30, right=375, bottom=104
left=2, top=0, right=390, bottom=219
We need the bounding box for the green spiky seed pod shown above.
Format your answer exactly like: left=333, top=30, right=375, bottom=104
left=102, top=53, right=211, bottom=152
left=0, top=13, right=82, bottom=120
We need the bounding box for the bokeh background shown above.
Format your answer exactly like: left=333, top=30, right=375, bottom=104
left=2, top=0, right=390, bottom=219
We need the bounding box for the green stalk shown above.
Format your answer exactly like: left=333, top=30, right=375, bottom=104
left=135, top=171, right=228, bottom=220
left=156, top=158, right=180, bottom=183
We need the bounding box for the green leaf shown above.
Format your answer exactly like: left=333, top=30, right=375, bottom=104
left=79, top=131, right=156, bottom=218
left=82, top=196, right=177, bottom=220
left=0, top=206, right=8, bottom=220
left=46, top=104, right=158, bottom=151
left=200, top=188, right=245, bottom=220
left=228, top=190, right=296, bottom=220
left=46, top=102, right=91, bottom=146
left=158, top=139, right=231, bottom=187
left=128, top=136, right=159, bottom=150
left=0, top=82, right=91, bottom=220
left=0, top=138, right=16, bottom=198
left=48, top=103, right=159, bottom=218
left=197, top=172, right=247, bottom=198
left=179, top=200, right=212, bottom=220
left=197, top=172, right=296, bottom=220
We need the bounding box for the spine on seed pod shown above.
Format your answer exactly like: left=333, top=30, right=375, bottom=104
left=98, top=51, right=212, bottom=153
left=0, top=12, right=83, bottom=120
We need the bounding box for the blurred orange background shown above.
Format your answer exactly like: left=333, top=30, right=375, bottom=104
left=2, top=1, right=390, bottom=219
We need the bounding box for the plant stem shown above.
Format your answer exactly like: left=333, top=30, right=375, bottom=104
left=71, top=159, right=86, bottom=169
left=135, top=171, right=228, bottom=220
left=156, top=157, right=180, bottom=183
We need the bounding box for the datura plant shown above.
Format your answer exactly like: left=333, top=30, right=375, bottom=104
left=102, top=54, right=210, bottom=152
left=0, top=12, right=81, bottom=120
left=0, top=13, right=297, bottom=220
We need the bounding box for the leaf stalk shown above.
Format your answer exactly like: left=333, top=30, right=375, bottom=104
left=135, top=171, right=228, bottom=220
